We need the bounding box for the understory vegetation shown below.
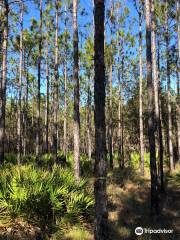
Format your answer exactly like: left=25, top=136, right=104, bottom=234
left=0, top=153, right=94, bottom=239
left=0, top=153, right=179, bottom=239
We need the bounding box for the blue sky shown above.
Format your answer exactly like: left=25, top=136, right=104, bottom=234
left=8, top=0, right=177, bottom=97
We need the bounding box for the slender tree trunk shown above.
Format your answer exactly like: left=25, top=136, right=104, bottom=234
left=108, top=63, right=113, bottom=169
left=151, top=0, right=164, bottom=192
left=45, top=36, right=49, bottom=153
left=118, top=68, right=122, bottom=169
left=120, top=53, right=124, bottom=169
left=94, top=1, right=108, bottom=239
left=87, top=75, right=92, bottom=161
left=23, top=53, right=29, bottom=156
left=63, top=57, right=67, bottom=159
left=36, top=0, right=42, bottom=157
left=157, top=38, right=164, bottom=192
left=63, top=8, right=68, bottom=159
left=73, top=0, right=80, bottom=180
left=53, top=0, right=59, bottom=160
left=17, top=1, right=23, bottom=164
left=139, top=3, right=144, bottom=175
left=165, top=0, right=174, bottom=171
left=0, top=0, right=8, bottom=164
left=176, top=0, right=180, bottom=164
left=117, top=33, right=122, bottom=169
left=145, top=0, right=159, bottom=215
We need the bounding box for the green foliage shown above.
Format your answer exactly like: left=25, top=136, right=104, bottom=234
left=130, top=152, right=150, bottom=169
left=168, top=169, right=180, bottom=189
left=39, top=153, right=54, bottom=168
left=0, top=164, right=94, bottom=232
left=4, top=153, right=17, bottom=165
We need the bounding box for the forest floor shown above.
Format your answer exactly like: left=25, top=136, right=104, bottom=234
left=107, top=167, right=180, bottom=240
left=0, top=166, right=179, bottom=240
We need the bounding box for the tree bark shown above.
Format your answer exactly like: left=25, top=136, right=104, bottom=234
left=108, top=63, right=113, bottom=169
left=63, top=7, right=68, bottom=159
left=176, top=0, right=180, bottom=164
left=120, top=53, right=124, bottom=169
left=36, top=0, right=42, bottom=157
left=94, top=0, right=108, bottom=239
left=0, top=0, right=8, bottom=164
left=45, top=34, right=49, bottom=153
left=73, top=0, right=80, bottom=180
left=145, top=0, right=159, bottom=215
left=139, top=2, right=144, bottom=175
left=87, top=75, right=92, bottom=161
left=151, top=0, right=164, bottom=191
left=53, top=0, right=59, bottom=160
left=63, top=56, right=67, bottom=159
left=157, top=38, right=165, bottom=192
left=17, top=1, right=23, bottom=164
left=165, top=0, right=174, bottom=171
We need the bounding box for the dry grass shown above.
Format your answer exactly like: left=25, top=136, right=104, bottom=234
left=108, top=167, right=180, bottom=240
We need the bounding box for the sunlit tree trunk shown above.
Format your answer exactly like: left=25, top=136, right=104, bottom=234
left=108, top=63, right=113, bottom=169
left=23, top=52, right=29, bottom=156
left=63, top=54, right=67, bottom=159
left=165, top=0, right=174, bottom=171
left=94, top=0, right=108, bottom=239
left=63, top=6, right=68, bottom=160
left=36, top=0, right=42, bottom=157
left=53, top=0, right=59, bottom=160
left=73, top=0, right=80, bottom=180
left=176, top=0, right=180, bottom=164
left=139, top=2, right=144, bottom=175
left=87, top=75, right=92, bottom=161
left=17, top=1, right=23, bottom=164
left=120, top=53, right=124, bottom=169
left=157, top=38, right=164, bottom=192
left=145, top=0, right=159, bottom=215
left=0, top=0, right=8, bottom=164
left=151, top=0, right=164, bottom=191
left=45, top=35, right=49, bottom=153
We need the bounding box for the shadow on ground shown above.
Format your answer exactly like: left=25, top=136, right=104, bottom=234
left=107, top=167, right=180, bottom=240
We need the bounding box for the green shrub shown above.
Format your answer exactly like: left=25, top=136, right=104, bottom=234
left=130, top=152, right=150, bottom=169
left=0, top=164, right=94, bottom=232
left=39, top=153, right=54, bottom=168
left=21, top=154, right=36, bottom=164
left=4, top=153, right=17, bottom=165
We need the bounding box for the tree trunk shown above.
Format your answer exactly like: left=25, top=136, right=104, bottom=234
left=165, top=0, right=174, bottom=171
left=63, top=8, right=68, bottom=160
left=120, top=53, right=124, bottom=169
left=63, top=57, right=67, bottom=159
left=45, top=35, right=49, bottom=153
left=108, top=63, right=113, bottom=169
left=17, top=1, right=23, bottom=164
left=145, top=0, right=159, bottom=215
left=0, top=0, right=8, bottom=164
left=118, top=69, right=122, bottom=169
left=23, top=52, right=29, bottom=156
left=139, top=2, right=144, bottom=175
left=73, top=0, right=80, bottom=180
left=94, top=1, right=108, bottom=239
left=53, top=0, right=59, bottom=160
left=87, top=75, right=92, bottom=161
left=176, top=0, right=180, bottom=164
left=36, top=0, right=42, bottom=157
left=151, top=0, right=164, bottom=191
left=157, top=38, right=165, bottom=192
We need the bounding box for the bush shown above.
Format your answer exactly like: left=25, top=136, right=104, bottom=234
left=4, top=153, right=17, bottom=165
left=0, top=164, right=94, bottom=233
left=130, top=152, right=150, bottom=169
